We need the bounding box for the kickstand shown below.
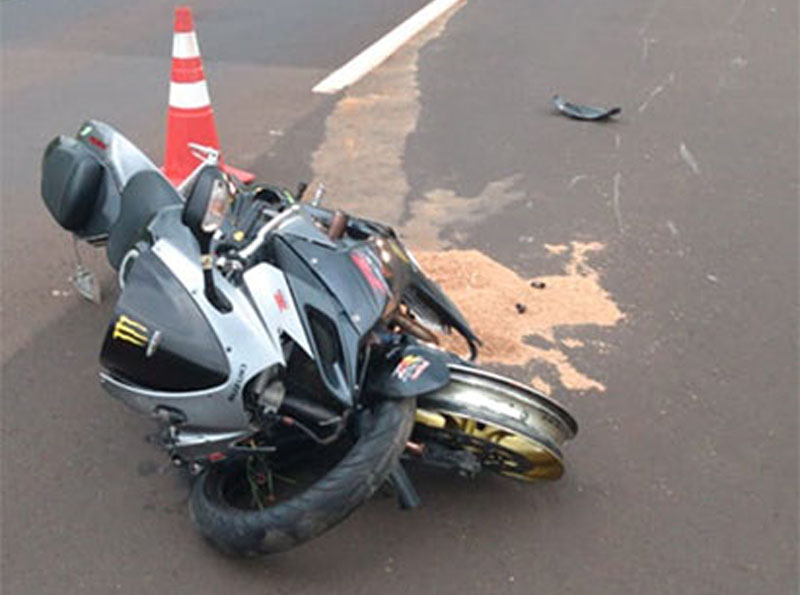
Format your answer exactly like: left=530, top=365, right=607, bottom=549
left=387, top=462, right=421, bottom=510
left=71, top=237, right=101, bottom=304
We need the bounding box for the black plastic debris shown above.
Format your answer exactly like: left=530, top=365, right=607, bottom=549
left=515, top=303, right=527, bottom=314
left=553, top=95, right=621, bottom=121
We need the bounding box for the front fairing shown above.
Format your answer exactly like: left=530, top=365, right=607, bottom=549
left=296, top=205, right=480, bottom=351
left=269, top=213, right=389, bottom=405
left=100, top=248, right=230, bottom=392
left=242, top=205, right=480, bottom=405
left=273, top=208, right=389, bottom=335
left=99, top=238, right=285, bottom=436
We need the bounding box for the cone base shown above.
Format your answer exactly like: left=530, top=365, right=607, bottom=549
left=162, top=163, right=256, bottom=187
left=220, top=162, right=256, bottom=184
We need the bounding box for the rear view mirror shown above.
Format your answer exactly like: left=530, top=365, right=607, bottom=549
left=182, top=166, right=230, bottom=241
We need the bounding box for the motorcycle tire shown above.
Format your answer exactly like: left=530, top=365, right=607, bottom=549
left=189, top=397, right=415, bottom=556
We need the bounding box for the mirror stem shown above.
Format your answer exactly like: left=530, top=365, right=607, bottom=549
left=199, top=238, right=231, bottom=313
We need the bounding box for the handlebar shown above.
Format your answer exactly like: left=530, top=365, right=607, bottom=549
left=237, top=204, right=300, bottom=261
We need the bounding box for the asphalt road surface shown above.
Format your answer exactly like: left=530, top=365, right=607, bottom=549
left=2, top=1, right=797, bottom=594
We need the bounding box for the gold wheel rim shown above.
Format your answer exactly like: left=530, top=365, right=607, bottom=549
left=415, top=409, right=565, bottom=481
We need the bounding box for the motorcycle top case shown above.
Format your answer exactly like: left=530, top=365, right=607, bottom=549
left=41, top=135, right=105, bottom=232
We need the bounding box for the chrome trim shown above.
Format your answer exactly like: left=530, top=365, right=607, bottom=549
left=446, top=364, right=579, bottom=435
left=118, top=248, right=139, bottom=289
left=168, top=429, right=251, bottom=460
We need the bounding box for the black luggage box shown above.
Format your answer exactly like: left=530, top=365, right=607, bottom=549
left=41, top=135, right=104, bottom=232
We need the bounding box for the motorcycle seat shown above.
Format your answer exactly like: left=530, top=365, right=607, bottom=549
left=106, top=170, right=182, bottom=269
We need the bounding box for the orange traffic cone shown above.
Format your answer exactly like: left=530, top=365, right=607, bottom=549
left=163, top=6, right=254, bottom=186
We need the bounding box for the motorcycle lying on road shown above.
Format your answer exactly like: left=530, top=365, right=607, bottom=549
left=40, top=120, right=578, bottom=556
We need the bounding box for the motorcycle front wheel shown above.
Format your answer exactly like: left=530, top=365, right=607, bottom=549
left=190, top=397, right=415, bottom=556
left=413, top=364, right=578, bottom=481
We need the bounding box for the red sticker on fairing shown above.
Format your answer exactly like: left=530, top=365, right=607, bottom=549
left=274, top=290, right=288, bottom=312
left=350, top=250, right=389, bottom=295
left=88, top=136, right=107, bottom=151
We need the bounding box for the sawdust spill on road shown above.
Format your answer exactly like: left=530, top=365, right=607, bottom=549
left=415, top=243, right=624, bottom=392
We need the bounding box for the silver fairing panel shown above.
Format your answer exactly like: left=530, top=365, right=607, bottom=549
left=243, top=262, right=314, bottom=359
left=82, top=119, right=164, bottom=190
left=100, top=237, right=285, bottom=446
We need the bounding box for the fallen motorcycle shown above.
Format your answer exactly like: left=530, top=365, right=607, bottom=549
left=40, top=120, right=578, bottom=555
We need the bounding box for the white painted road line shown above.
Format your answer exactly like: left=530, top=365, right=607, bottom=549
left=312, top=0, right=464, bottom=94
